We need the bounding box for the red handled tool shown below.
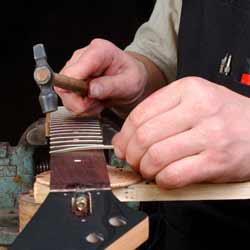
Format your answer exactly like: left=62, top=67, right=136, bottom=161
left=240, top=58, right=250, bottom=86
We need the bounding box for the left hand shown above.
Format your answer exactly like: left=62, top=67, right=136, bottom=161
left=112, top=77, right=250, bottom=189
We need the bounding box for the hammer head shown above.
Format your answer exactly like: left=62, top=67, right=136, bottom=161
left=33, top=44, right=58, bottom=114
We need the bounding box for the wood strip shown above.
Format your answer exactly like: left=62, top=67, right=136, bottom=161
left=34, top=170, right=250, bottom=202
left=106, top=217, right=149, bottom=250
left=113, top=181, right=250, bottom=201
left=45, top=113, right=51, bottom=137
left=19, top=193, right=40, bottom=232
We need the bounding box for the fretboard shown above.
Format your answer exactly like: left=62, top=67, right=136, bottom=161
left=49, top=107, right=113, bottom=154
left=49, top=107, right=111, bottom=191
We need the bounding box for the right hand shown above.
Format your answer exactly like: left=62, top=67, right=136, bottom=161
left=55, top=39, right=148, bottom=116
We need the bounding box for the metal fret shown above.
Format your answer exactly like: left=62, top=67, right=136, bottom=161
left=51, top=140, right=103, bottom=145
left=49, top=107, right=113, bottom=154
left=50, top=129, right=101, bottom=133
left=50, top=132, right=102, bottom=137
left=50, top=125, right=101, bottom=129
left=50, top=145, right=114, bottom=154
left=50, top=135, right=103, bottom=140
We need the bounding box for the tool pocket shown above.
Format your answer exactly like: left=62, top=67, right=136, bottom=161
left=215, top=0, right=250, bottom=97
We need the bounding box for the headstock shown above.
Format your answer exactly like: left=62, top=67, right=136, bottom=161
left=10, top=191, right=148, bottom=250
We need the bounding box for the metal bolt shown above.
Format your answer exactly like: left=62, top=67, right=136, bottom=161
left=72, top=193, right=90, bottom=217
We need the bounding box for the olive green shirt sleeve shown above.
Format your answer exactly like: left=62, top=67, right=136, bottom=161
left=125, top=0, right=182, bottom=83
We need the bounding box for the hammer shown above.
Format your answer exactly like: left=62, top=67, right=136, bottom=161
left=33, top=43, right=89, bottom=136
left=33, top=43, right=89, bottom=113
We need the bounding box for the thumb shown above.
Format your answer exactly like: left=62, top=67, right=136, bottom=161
left=89, top=75, right=137, bottom=101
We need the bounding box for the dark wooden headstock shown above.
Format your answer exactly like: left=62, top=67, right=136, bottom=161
left=10, top=190, right=148, bottom=250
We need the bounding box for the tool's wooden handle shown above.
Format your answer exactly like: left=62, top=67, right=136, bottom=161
left=53, top=73, right=89, bottom=95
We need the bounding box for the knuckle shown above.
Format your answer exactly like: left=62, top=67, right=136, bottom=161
left=206, top=149, right=230, bottom=166
left=156, top=168, right=183, bottom=189
left=192, top=100, right=214, bottom=116
left=72, top=49, right=82, bottom=57
left=140, top=165, right=154, bottom=180
left=155, top=171, right=184, bottom=189
left=191, top=95, right=221, bottom=117
left=125, top=155, right=134, bottom=168
left=147, top=145, right=163, bottom=166
left=128, top=110, right=141, bottom=128
left=203, top=117, right=228, bottom=144
left=181, top=76, right=207, bottom=89
left=135, top=127, right=149, bottom=148
left=90, top=38, right=113, bottom=50
left=180, top=78, right=223, bottom=116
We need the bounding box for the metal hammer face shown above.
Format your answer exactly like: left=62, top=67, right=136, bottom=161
left=33, top=44, right=58, bottom=114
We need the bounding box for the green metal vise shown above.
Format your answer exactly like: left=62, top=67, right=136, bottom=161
left=0, top=119, right=46, bottom=247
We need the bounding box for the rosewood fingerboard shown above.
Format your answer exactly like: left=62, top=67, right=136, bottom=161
left=49, top=107, right=110, bottom=190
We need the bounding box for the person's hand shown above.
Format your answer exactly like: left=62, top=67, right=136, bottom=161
left=112, top=77, right=250, bottom=188
left=55, top=39, right=148, bottom=116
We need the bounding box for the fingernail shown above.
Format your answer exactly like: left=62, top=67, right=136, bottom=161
left=90, top=84, right=103, bottom=97
left=114, top=147, right=123, bottom=159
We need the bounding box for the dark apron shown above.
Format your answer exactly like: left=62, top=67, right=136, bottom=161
left=146, top=1, right=250, bottom=249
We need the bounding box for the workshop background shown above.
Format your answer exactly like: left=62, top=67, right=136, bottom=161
left=1, top=0, right=154, bottom=145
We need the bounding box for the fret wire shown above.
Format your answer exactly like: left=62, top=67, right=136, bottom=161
left=51, top=122, right=99, bottom=125
left=50, top=143, right=103, bottom=149
left=50, top=126, right=101, bottom=130
left=50, top=140, right=103, bottom=145
left=50, top=145, right=114, bottom=154
left=51, top=120, right=99, bottom=123
left=50, top=107, right=109, bottom=154
left=52, top=114, right=98, bottom=119
left=50, top=135, right=103, bottom=140
left=50, top=130, right=102, bottom=134
left=50, top=132, right=102, bottom=136
left=50, top=124, right=101, bottom=128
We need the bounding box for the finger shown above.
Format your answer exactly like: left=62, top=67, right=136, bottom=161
left=61, top=47, right=89, bottom=71
left=139, top=128, right=205, bottom=178
left=155, top=151, right=224, bottom=189
left=60, top=45, right=114, bottom=80
left=125, top=104, right=197, bottom=168
left=112, top=80, right=184, bottom=159
left=74, top=102, right=104, bottom=117
left=59, top=91, right=99, bottom=115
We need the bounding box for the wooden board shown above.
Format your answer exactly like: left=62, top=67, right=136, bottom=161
left=34, top=169, right=250, bottom=203
left=0, top=247, right=8, bottom=250
left=19, top=193, right=40, bottom=232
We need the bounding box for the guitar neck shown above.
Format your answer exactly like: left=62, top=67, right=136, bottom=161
left=10, top=107, right=148, bottom=250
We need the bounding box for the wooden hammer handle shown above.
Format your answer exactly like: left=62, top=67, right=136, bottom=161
left=53, top=73, right=89, bottom=96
